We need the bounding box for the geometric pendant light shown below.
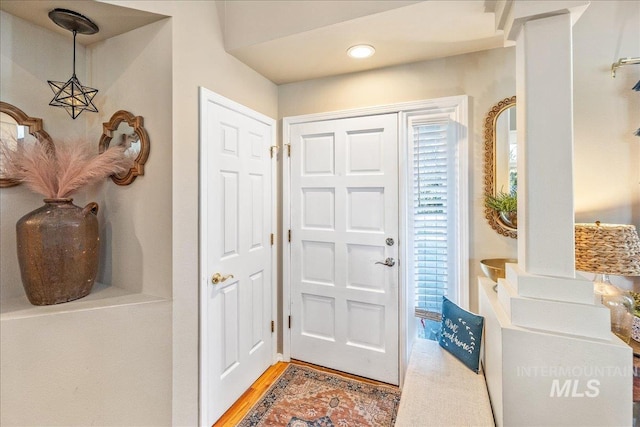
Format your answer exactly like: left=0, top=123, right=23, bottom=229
left=47, top=9, right=99, bottom=119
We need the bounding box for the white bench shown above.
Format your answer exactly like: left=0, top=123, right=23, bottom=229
left=395, top=338, right=495, bottom=426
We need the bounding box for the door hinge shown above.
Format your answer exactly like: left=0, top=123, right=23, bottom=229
left=270, top=145, right=279, bottom=158
left=271, top=320, right=274, bottom=333
left=270, top=233, right=274, bottom=246
left=288, top=229, right=291, bottom=242
left=287, top=144, right=291, bottom=157
left=288, top=315, right=291, bottom=329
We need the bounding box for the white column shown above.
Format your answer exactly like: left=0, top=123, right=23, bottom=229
left=479, top=2, right=632, bottom=426
left=516, top=12, right=576, bottom=277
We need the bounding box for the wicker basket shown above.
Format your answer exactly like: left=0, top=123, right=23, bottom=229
left=575, top=223, right=640, bottom=276
left=633, top=316, right=640, bottom=342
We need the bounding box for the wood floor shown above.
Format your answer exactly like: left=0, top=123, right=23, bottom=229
left=212, top=360, right=399, bottom=426
left=213, top=361, right=288, bottom=427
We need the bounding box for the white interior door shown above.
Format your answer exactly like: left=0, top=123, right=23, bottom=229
left=289, top=114, right=399, bottom=385
left=200, top=89, right=275, bottom=426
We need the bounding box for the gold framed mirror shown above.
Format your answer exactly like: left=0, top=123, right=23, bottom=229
left=99, top=110, right=149, bottom=186
left=0, top=101, right=53, bottom=188
left=484, top=96, right=517, bottom=239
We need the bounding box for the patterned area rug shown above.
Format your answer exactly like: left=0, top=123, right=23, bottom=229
left=237, top=364, right=401, bottom=427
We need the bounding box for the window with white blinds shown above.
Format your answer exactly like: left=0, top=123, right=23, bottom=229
left=412, top=120, right=451, bottom=317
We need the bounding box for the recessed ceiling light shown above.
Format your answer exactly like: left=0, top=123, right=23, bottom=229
left=347, top=44, right=375, bottom=59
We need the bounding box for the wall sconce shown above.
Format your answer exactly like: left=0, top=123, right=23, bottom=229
left=47, top=9, right=99, bottom=119
left=611, top=57, right=640, bottom=78
left=610, top=57, right=640, bottom=136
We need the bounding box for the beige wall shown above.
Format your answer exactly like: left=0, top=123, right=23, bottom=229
left=1, top=300, right=172, bottom=426
left=87, top=18, right=173, bottom=298
left=2, top=0, right=637, bottom=425
left=103, top=2, right=279, bottom=425
left=278, top=0, right=640, bottom=302
left=0, top=11, right=87, bottom=298
left=574, top=0, right=639, bottom=227
left=572, top=0, right=640, bottom=289
left=0, top=10, right=173, bottom=426
left=279, top=46, right=519, bottom=312
left=0, top=12, right=174, bottom=300
left=2, top=1, right=279, bottom=424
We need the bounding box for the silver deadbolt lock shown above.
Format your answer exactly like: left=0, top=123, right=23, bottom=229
left=386, top=238, right=395, bottom=246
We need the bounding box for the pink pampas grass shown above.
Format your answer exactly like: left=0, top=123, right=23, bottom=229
left=1, top=138, right=133, bottom=198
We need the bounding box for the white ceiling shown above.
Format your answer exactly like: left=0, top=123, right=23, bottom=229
left=220, top=0, right=506, bottom=84
left=0, top=0, right=166, bottom=45
left=0, top=0, right=506, bottom=85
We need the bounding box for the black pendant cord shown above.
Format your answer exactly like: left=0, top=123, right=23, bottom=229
left=72, top=30, right=77, bottom=78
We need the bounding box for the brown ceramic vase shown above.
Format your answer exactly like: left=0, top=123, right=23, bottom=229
left=16, top=198, right=100, bottom=305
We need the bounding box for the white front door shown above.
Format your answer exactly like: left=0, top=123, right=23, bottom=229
left=200, top=89, right=275, bottom=426
left=289, top=114, right=399, bottom=385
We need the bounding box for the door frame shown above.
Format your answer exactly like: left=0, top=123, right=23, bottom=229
left=198, top=87, right=278, bottom=426
left=282, top=96, right=470, bottom=387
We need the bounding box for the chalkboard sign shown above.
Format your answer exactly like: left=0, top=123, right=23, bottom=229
left=438, top=296, right=484, bottom=373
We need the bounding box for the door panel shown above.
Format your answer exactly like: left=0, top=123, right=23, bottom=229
left=289, top=114, right=399, bottom=385
left=200, top=91, right=273, bottom=425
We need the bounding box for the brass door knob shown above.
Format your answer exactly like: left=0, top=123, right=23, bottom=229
left=211, top=272, right=234, bottom=284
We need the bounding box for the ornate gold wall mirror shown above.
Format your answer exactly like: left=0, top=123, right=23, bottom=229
left=0, top=101, right=53, bottom=188
left=484, top=96, right=517, bottom=239
left=99, top=110, right=149, bottom=186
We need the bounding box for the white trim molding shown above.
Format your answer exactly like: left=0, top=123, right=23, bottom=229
left=198, top=87, right=277, bottom=427
left=282, top=95, right=470, bottom=388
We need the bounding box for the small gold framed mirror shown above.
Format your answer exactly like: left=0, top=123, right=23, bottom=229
left=484, top=96, right=517, bottom=239
left=99, top=110, right=149, bottom=186
left=0, top=101, right=53, bottom=188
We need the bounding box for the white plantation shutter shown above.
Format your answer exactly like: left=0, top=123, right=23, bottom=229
left=412, top=120, right=451, bottom=316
